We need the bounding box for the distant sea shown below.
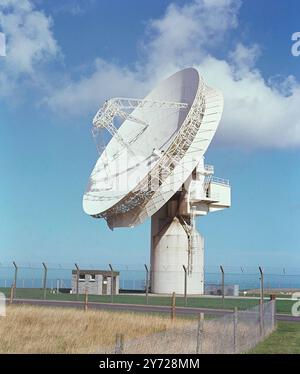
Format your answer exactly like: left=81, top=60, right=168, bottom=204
left=0, top=267, right=299, bottom=291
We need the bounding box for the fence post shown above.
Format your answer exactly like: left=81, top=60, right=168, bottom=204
left=196, top=313, right=204, bottom=354
left=171, top=292, right=176, bottom=320
left=259, top=266, right=264, bottom=336
left=220, top=265, right=225, bottom=308
left=13, top=261, right=18, bottom=298
left=233, top=307, right=238, bottom=353
left=259, top=266, right=264, bottom=303
left=115, top=333, right=124, bottom=354
left=10, top=283, right=15, bottom=304
left=183, top=265, right=187, bottom=306
left=42, top=262, right=47, bottom=300
left=270, top=294, right=276, bottom=330
left=144, top=264, right=149, bottom=305
left=84, top=288, right=88, bottom=311
left=109, top=264, right=114, bottom=303
left=75, top=263, right=80, bottom=300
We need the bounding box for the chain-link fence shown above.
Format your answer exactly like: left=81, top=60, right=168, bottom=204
left=205, top=265, right=300, bottom=292
left=0, top=262, right=299, bottom=302
left=96, top=300, right=275, bottom=354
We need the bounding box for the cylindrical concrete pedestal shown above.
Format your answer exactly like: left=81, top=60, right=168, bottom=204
left=150, top=207, right=204, bottom=294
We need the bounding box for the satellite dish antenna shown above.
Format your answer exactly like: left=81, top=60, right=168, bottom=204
left=83, top=68, right=231, bottom=294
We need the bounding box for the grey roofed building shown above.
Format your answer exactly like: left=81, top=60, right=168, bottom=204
left=71, top=269, right=120, bottom=295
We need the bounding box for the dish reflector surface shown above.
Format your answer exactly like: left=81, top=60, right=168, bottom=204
left=84, top=68, right=199, bottom=215
left=83, top=68, right=223, bottom=228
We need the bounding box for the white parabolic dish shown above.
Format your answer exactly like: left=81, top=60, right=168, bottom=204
left=83, top=67, right=224, bottom=228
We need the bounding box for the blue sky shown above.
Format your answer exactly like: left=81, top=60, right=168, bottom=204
left=0, top=0, right=299, bottom=269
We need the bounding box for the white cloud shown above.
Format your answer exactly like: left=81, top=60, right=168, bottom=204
left=198, top=55, right=300, bottom=148
left=45, top=59, right=149, bottom=116
left=0, top=0, right=58, bottom=95
left=229, top=43, right=261, bottom=74
left=143, top=0, right=241, bottom=77
left=2, top=0, right=300, bottom=149
left=45, top=0, right=241, bottom=118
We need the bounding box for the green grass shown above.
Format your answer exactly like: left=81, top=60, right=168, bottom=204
left=249, top=321, right=300, bottom=354
left=1, top=287, right=295, bottom=314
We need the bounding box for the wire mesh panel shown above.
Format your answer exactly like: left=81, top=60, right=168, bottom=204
left=202, top=302, right=274, bottom=354
left=1, top=263, right=300, bottom=295
left=205, top=266, right=300, bottom=291
left=96, top=300, right=275, bottom=354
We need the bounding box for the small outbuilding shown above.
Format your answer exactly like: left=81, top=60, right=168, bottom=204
left=71, top=269, right=120, bottom=295
left=205, top=284, right=239, bottom=297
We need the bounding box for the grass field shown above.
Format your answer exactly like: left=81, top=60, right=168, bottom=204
left=0, top=304, right=278, bottom=354
left=0, top=305, right=192, bottom=353
left=0, top=287, right=295, bottom=314
left=249, top=321, right=300, bottom=354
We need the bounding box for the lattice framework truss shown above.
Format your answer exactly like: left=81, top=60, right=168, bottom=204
left=90, top=78, right=208, bottom=221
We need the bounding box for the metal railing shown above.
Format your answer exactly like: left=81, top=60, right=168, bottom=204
left=204, top=164, right=214, bottom=173
left=211, top=176, right=230, bottom=186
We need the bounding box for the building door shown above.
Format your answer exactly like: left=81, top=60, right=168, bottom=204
left=102, top=276, right=107, bottom=295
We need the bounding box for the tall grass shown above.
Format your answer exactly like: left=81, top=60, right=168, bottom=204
left=0, top=303, right=274, bottom=354
left=0, top=305, right=189, bottom=353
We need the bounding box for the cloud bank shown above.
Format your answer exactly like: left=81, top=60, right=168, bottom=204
left=0, top=0, right=58, bottom=95
left=1, top=0, right=300, bottom=148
